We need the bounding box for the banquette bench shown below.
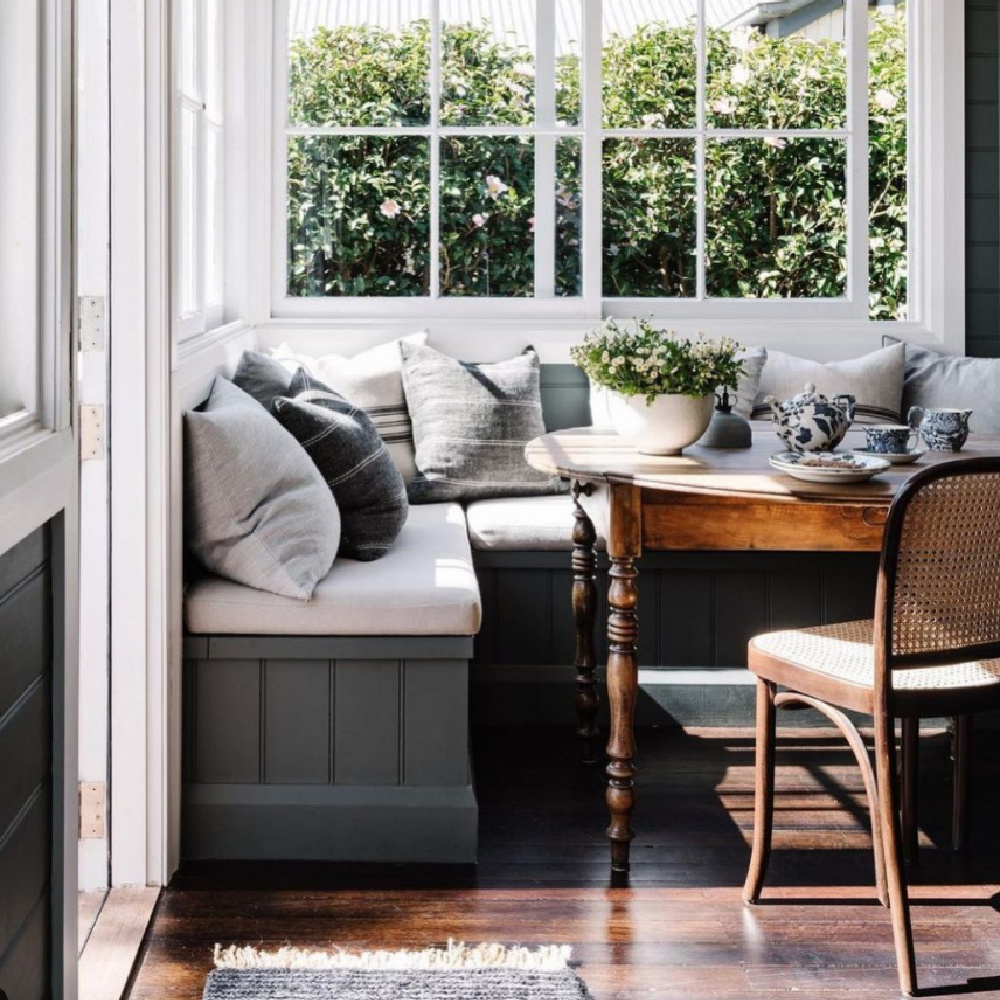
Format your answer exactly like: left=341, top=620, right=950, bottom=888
left=181, top=362, right=880, bottom=864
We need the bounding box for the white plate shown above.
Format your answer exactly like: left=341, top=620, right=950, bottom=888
left=852, top=447, right=924, bottom=466
left=769, top=451, right=892, bottom=484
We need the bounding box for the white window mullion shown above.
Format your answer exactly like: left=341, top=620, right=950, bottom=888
left=534, top=0, right=557, bottom=299
left=695, top=0, right=707, bottom=301
left=582, top=0, right=602, bottom=310
left=429, top=0, right=441, bottom=299
left=846, top=0, right=869, bottom=316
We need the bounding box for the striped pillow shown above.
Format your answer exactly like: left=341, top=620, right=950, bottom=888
left=750, top=343, right=905, bottom=425
left=272, top=370, right=408, bottom=561
left=272, top=332, right=428, bottom=484
left=400, top=343, right=566, bottom=504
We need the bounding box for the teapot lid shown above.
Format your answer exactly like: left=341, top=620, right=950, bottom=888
left=792, top=382, right=825, bottom=403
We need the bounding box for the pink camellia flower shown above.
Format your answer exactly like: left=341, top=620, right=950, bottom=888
left=528, top=216, right=536, bottom=233
left=485, top=175, right=509, bottom=199
left=380, top=198, right=402, bottom=219
left=764, top=136, right=787, bottom=149
left=472, top=213, right=486, bottom=228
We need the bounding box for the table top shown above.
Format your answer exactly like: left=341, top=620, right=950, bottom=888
left=525, top=427, right=1000, bottom=503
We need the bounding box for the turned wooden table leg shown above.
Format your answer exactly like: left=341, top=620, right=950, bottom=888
left=605, top=483, right=642, bottom=875
left=571, top=481, right=600, bottom=765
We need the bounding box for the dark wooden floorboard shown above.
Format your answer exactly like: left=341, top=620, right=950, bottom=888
left=131, top=726, right=1000, bottom=999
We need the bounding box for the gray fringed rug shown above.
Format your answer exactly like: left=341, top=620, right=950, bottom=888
left=203, top=942, right=592, bottom=1000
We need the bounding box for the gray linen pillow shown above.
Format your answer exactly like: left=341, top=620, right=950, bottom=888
left=751, top=343, right=905, bottom=424
left=184, top=377, right=339, bottom=600
left=884, top=335, right=1000, bottom=433
left=273, top=370, right=409, bottom=561
left=400, top=343, right=565, bottom=503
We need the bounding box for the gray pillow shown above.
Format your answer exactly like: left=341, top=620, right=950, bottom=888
left=273, top=370, right=409, bottom=561
left=884, top=335, right=1000, bottom=433
left=184, top=377, right=339, bottom=600
left=233, top=350, right=294, bottom=410
left=400, top=343, right=565, bottom=503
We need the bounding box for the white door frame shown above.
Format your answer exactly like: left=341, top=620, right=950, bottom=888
left=77, top=0, right=111, bottom=895
left=108, top=0, right=174, bottom=888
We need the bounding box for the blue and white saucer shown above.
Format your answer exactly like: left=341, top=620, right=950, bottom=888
left=852, top=447, right=923, bottom=466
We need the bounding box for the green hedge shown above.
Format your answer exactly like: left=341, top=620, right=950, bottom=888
left=286, top=14, right=906, bottom=317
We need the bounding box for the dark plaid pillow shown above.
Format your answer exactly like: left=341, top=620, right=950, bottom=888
left=272, top=370, right=408, bottom=561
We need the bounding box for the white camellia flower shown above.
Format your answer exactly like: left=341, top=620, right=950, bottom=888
left=874, top=88, right=898, bottom=111
left=730, top=63, right=752, bottom=87
left=472, top=213, right=486, bottom=228
left=641, top=113, right=661, bottom=128
left=608, top=243, right=620, bottom=257
left=728, top=27, right=755, bottom=52
left=713, top=96, right=738, bottom=115
left=513, top=63, right=535, bottom=77
left=485, top=175, right=509, bottom=199
left=764, top=136, right=787, bottom=149
left=380, top=198, right=402, bottom=219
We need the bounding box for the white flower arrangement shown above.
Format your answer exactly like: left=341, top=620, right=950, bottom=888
left=570, top=318, right=746, bottom=406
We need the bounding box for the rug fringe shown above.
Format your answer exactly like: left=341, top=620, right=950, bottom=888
left=214, top=940, right=572, bottom=972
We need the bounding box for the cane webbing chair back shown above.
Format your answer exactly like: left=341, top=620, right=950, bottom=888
left=880, top=458, right=1000, bottom=671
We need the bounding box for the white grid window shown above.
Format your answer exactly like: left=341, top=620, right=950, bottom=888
left=275, top=0, right=910, bottom=324
left=176, top=0, right=225, bottom=339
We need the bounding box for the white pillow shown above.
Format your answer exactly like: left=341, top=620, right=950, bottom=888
left=589, top=345, right=767, bottom=428
left=273, top=331, right=429, bottom=484
left=752, top=342, right=905, bottom=425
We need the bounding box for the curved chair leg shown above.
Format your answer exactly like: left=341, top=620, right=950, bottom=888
left=773, top=692, right=889, bottom=908
left=875, top=715, right=918, bottom=996
left=743, top=678, right=777, bottom=904
left=952, top=714, right=971, bottom=852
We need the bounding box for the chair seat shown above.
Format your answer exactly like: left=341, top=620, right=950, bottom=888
left=750, top=619, right=1000, bottom=713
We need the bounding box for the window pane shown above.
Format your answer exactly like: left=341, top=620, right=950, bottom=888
left=602, top=139, right=696, bottom=298
left=287, top=1, right=430, bottom=127
left=706, top=4, right=846, bottom=129
left=205, top=123, right=223, bottom=308
left=179, top=106, right=199, bottom=315
left=603, top=1, right=696, bottom=129
left=556, top=137, right=582, bottom=297
left=706, top=138, right=847, bottom=299
left=556, top=0, right=582, bottom=128
left=0, top=0, right=40, bottom=419
left=286, top=136, right=430, bottom=297
left=180, top=0, right=199, bottom=97
left=440, top=137, right=534, bottom=296
left=441, top=1, right=535, bottom=127
left=869, top=5, right=907, bottom=320
left=204, top=0, right=223, bottom=120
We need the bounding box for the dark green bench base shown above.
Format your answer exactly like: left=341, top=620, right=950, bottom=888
left=181, top=635, right=477, bottom=863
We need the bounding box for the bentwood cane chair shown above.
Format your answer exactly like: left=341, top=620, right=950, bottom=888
left=742, top=458, right=1000, bottom=996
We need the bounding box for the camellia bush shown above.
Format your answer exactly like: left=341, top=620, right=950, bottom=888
left=286, top=11, right=907, bottom=318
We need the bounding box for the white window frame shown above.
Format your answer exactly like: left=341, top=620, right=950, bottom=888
left=265, top=1, right=964, bottom=356
left=173, top=0, right=225, bottom=342
left=0, top=0, right=73, bottom=462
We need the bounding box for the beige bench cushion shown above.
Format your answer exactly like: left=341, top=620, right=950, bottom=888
left=465, top=492, right=608, bottom=552
left=185, top=503, right=481, bottom=636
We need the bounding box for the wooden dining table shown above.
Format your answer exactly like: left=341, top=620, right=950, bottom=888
left=525, top=427, right=1000, bottom=876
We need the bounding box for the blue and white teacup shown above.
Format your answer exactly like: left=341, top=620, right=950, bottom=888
left=907, top=406, right=973, bottom=452
left=864, top=424, right=916, bottom=455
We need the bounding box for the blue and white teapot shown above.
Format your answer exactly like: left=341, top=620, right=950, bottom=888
left=766, top=383, right=856, bottom=453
